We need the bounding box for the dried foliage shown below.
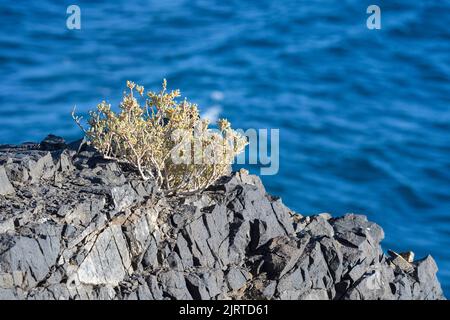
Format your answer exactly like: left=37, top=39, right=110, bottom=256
left=73, top=80, right=247, bottom=195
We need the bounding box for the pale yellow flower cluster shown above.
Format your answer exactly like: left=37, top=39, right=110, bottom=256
left=73, top=80, right=247, bottom=195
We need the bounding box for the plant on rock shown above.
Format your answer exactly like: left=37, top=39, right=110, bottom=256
left=73, top=80, right=247, bottom=195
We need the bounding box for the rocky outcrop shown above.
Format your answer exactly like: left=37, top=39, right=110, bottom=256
left=0, top=135, right=445, bottom=300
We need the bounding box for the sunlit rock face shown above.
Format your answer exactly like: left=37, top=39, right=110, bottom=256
left=0, top=136, right=445, bottom=300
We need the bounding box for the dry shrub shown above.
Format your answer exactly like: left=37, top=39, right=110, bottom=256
left=73, top=80, right=247, bottom=195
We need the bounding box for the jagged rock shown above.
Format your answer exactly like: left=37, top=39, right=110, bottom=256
left=0, top=223, right=62, bottom=288
left=388, top=250, right=414, bottom=274
left=0, top=166, right=14, bottom=195
left=110, top=184, right=138, bottom=212
left=343, top=264, right=395, bottom=300
left=261, top=236, right=307, bottom=279
left=0, top=137, right=445, bottom=300
left=24, top=152, right=56, bottom=183
left=302, top=215, right=334, bottom=238
left=226, top=266, right=249, bottom=292
left=73, top=224, right=132, bottom=286
left=414, top=255, right=443, bottom=299
left=40, top=134, right=67, bottom=151
left=159, top=270, right=192, bottom=300
left=319, top=236, right=344, bottom=282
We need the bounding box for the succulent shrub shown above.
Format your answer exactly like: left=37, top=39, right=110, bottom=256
left=73, top=80, right=247, bottom=195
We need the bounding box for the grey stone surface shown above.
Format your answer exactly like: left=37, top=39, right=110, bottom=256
left=0, top=166, right=14, bottom=195
left=0, top=137, right=445, bottom=300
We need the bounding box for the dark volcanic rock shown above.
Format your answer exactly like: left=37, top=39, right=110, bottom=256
left=0, top=137, right=445, bottom=300
left=40, top=134, right=67, bottom=151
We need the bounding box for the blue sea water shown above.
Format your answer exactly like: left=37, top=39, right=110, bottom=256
left=1, top=0, right=450, bottom=296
